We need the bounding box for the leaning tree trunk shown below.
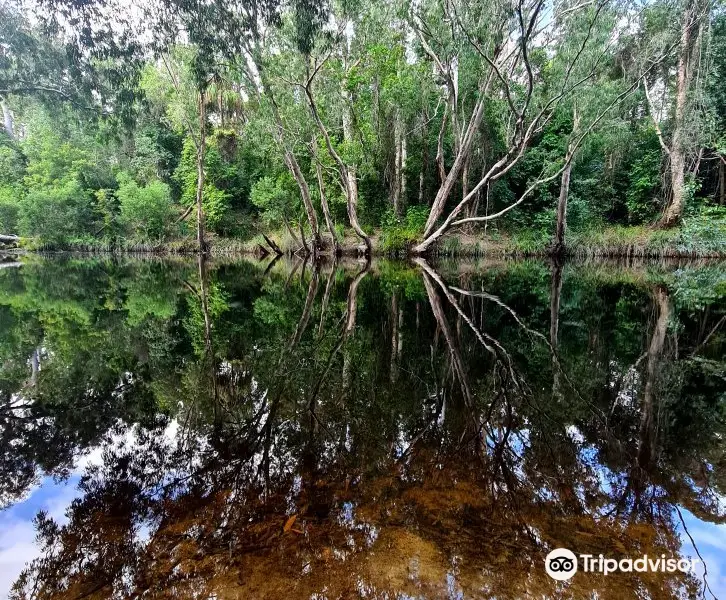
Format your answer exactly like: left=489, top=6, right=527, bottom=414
left=284, top=149, right=322, bottom=253
left=257, top=66, right=321, bottom=252
left=314, top=156, right=340, bottom=254
left=340, top=64, right=371, bottom=255
left=423, top=95, right=488, bottom=238
left=304, top=74, right=371, bottom=256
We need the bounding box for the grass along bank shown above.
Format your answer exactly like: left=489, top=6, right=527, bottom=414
left=10, top=207, right=726, bottom=258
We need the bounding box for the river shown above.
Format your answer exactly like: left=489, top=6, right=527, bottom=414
left=0, top=255, right=724, bottom=599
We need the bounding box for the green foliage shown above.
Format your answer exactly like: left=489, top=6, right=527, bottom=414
left=128, top=124, right=183, bottom=186
left=0, top=0, right=724, bottom=256
left=0, top=186, right=20, bottom=232
left=625, top=131, right=663, bottom=224
left=117, top=173, right=174, bottom=240
left=678, top=205, right=726, bottom=254
left=671, top=265, right=726, bottom=310
left=173, top=138, right=233, bottom=234
left=250, top=174, right=299, bottom=226
left=380, top=206, right=430, bottom=254
left=174, top=137, right=201, bottom=209
left=202, top=184, right=231, bottom=230
left=17, top=181, right=91, bottom=243
left=0, top=146, right=24, bottom=185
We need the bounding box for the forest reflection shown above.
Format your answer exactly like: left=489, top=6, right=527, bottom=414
left=1, top=255, right=725, bottom=599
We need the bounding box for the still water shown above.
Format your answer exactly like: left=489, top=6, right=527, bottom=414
left=0, top=255, right=725, bottom=599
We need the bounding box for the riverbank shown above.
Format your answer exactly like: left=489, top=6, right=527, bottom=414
left=10, top=222, right=726, bottom=259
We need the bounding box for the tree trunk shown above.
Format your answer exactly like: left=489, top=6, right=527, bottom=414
left=553, top=160, right=573, bottom=253
left=314, top=152, right=340, bottom=254
left=1, top=98, right=13, bottom=139
left=257, top=69, right=321, bottom=251
left=196, top=91, right=207, bottom=253
left=659, top=0, right=700, bottom=227
left=305, top=74, right=371, bottom=255
left=285, top=151, right=321, bottom=252
left=392, top=113, right=407, bottom=217
left=393, top=113, right=402, bottom=216
left=262, top=233, right=283, bottom=255
left=553, top=107, right=579, bottom=254
left=549, top=261, right=564, bottom=399
left=30, top=348, right=39, bottom=387
left=720, top=159, right=725, bottom=205
left=639, top=287, right=670, bottom=468
left=340, top=65, right=370, bottom=255
left=424, top=96, right=487, bottom=236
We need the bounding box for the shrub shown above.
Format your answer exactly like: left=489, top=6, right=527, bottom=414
left=380, top=206, right=430, bottom=254
left=17, top=181, right=91, bottom=243
left=0, top=185, right=20, bottom=233
left=250, top=174, right=298, bottom=226
left=678, top=205, right=726, bottom=254
left=202, top=184, right=231, bottom=231
left=117, top=174, right=174, bottom=240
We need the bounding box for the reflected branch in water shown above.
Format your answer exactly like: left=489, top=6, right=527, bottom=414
left=307, top=259, right=370, bottom=431
left=639, top=285, right=671, bottom=471
left=262, top=253, right=282, bottom=277
left=317, top=257, right=337, bottom=337
left=289, top=261, right=320, bottom=350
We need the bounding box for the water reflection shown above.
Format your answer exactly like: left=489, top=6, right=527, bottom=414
left=0, top=255, right=725, bottom=599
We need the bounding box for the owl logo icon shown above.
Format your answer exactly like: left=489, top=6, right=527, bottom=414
left=545, top=548, right=578, bottom=580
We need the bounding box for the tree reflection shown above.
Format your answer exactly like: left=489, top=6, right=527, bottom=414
left=1, top=257, right=724, bottom=599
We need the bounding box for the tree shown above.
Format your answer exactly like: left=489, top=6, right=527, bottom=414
left=408, top=0, right=670, bottom=253
left=642, top=0, right=712, bottom=226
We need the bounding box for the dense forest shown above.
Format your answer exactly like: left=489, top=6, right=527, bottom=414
left=0, top=0, right=725, bottom=256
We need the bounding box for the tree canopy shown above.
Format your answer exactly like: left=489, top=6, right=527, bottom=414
left=0, top=0, right=725, bottom=255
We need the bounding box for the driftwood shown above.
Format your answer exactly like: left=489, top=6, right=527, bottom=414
left=0, top=234, right=19, bottom=243
left=261, top=233, right=283, bottom=255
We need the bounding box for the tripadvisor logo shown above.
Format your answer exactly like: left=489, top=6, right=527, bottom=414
left=545, top=548, right=700, bottom=581
left=545, top=548, right=578, bottom=580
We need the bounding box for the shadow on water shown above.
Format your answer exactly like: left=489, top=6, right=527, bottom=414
left=0, top=255, right=725, bottom=599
